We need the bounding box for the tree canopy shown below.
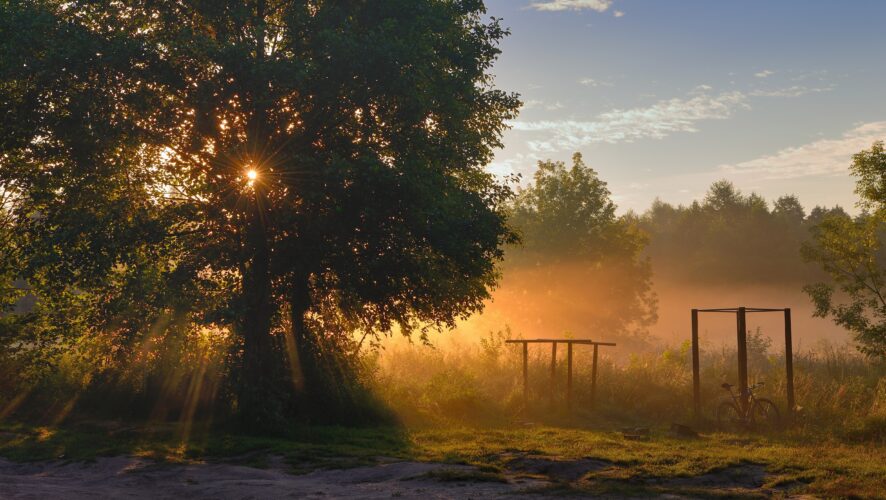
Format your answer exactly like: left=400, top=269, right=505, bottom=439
left=0, top=0, right=520, bottom=428
left=507, top=153, right=656, bottom=337
left=640, top=180, right=834, bottom=284
left=803, top=142, right=886, bottom=359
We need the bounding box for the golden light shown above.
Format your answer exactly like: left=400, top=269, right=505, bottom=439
left=244, top=168, right=259, bottom=188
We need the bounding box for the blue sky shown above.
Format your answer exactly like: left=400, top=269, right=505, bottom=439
left=484, top=0, right=886, bottom=213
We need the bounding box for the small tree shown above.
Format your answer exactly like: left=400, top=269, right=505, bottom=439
left=803, top=142, right=886, bottom=359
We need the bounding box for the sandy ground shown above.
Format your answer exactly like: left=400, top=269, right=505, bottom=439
left=0, top=454, right=811, bottom=499
left=0, top=456, right=548, bottom=499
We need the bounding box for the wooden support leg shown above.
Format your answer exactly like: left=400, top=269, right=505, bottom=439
left=737, top=307, right=749, bottom=412
left=691, top=309, right=700, bottom=420
left=567, top=343, right=573, bottom=412
left=550, top=342, right=557, bottom=406
left=591, top=344, right=599, bottom=411
left=784, top=308, right=795, bottom=419
left=522, top=342, right=529, bottom=407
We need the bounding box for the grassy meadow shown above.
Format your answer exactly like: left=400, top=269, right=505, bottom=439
left=2, top=326, right=884, bottom=497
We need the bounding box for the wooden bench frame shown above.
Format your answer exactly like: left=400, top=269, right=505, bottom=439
left=506, top=339, right=616, bottom=412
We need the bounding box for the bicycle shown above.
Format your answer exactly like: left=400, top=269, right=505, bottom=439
left=716, top=381, right=780, bottom=431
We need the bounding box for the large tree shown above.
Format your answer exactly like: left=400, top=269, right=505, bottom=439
left=0, top=0, right=519, bottom=428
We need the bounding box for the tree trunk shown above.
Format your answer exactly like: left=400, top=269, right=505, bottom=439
left=288, top=271, right=382, bottom=424
left=237, top=200, right=280, bottom=430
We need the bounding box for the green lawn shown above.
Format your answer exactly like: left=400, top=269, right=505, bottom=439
left=1, top=421, right=883, bottom=498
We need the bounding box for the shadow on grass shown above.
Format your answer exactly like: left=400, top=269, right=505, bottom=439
left=0, top=419, right=413, bottom=469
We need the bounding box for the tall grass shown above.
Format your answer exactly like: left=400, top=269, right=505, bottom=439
left=369, top=328, right=886, bottom=440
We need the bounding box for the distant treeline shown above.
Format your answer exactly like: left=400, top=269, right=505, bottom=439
left=639, top=180, right=846, bottom=284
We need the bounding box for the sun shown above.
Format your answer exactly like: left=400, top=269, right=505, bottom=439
left=244, top=168, right=260, bottom=188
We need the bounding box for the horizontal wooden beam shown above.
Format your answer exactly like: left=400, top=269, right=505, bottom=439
left=505, top=339, right=616, bottom=346
left=696, top=307, right=787, bottom=313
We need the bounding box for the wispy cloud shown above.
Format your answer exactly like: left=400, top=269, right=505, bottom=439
left=522, top=99, right=566, bottom=111
left=720, top=122, right=886, bottom=179
left=510, top=83, right=836, bottom=153
left=755, top=70, right=774, bottom=78
left=486, top=153, right=543, bottom=178
left=529, top=0, right=613, bottom=12
left=613, top=10, right=625, bottom=17
left=579, top=78, right=613, bottom=87
left=749, top=85, right=835, bottom=98
left=511, top=91, right=749, bottom=152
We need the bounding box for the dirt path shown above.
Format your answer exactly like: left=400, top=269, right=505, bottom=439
left=0, top=456, right=547, bottom=499
left=0, top=454, right=814, bottom=498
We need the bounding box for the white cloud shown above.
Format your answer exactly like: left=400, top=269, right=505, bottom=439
left=755, top=70, right=774, bottom=78
left=486, top=153, right=543, bottom=178
left=749, top=85, right=835, bottom=98
left=613, top=10, right=625, bottom=17
left=521, top=99, right=566, bottom=111
left=579, top=78, right=612, bottom=87
left=529, top=0, right=613, bottom=12
left=720, top=122, right=886, bottom=179
left=511, top=91, right=749, bottom=152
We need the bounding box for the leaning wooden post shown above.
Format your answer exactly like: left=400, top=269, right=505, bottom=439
left=784, top=308, right=795, bottom=419
left=737, top=307, right=749, bottom=412
left=550, top=342, right=558, bottom=406
left=590, top=343, right=599, bottom=411
left=567, top=342, right=574, bottom=412
left=691, top=309, right=700, bottom=420
left=522, top=342, right=529, bottom=407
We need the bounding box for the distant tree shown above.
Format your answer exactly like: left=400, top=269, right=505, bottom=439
left=509, top=153, right=657, bottom=335
left=806, top=205, right=850, bottom=227
left=772, top=195, right=806, bottom=223
left=0, top=1, right=520, bottom=428
left=803, top=142, right=886, bottom=359
left=641, top=181, right=824, bottom=284
left=704, top=180, right=746, bottom=212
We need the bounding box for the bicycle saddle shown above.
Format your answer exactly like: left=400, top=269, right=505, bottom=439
left=721, top=383, right=733, bottom=389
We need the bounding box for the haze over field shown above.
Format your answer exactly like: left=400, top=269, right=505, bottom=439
left=1, top=2, right=885, bottom=497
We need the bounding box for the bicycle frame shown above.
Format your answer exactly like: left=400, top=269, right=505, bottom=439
left=723, top=383, right=760, bottom=418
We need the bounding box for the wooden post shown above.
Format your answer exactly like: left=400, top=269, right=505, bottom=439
left=567, top=343, right=574, bottom=412
left=691, top=309, right=700, bottom=420
left=737, top=307, right=749, bottom=412
left=590, top=343, right=599, bottom=411
left=784, top=308, right=795, bottom=419
left=522, top=342, right=528, bottom=406
left=550, top=342, right=558, bottom=405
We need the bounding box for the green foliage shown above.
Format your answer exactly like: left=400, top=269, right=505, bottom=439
left=803, top=142, right=886, bottom=359
left=0, top=1, right=520, bottom=427
left=850, top=141, right=886, bottom=212
left=641, top=180, right=828, bottom=284
left=511, top=153, right=624, bottom=259
left=508, top=153, right=656, bottom=335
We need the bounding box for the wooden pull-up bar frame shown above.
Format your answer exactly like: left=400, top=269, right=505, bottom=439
left=506, top=339, right=616, bottom=412
left=691, top=307, right=795, bottom=421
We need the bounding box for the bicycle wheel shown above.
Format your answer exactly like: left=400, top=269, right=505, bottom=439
left=750, top=398, right=780, bottom=431
left=716, top=400, right=744, bottom=431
